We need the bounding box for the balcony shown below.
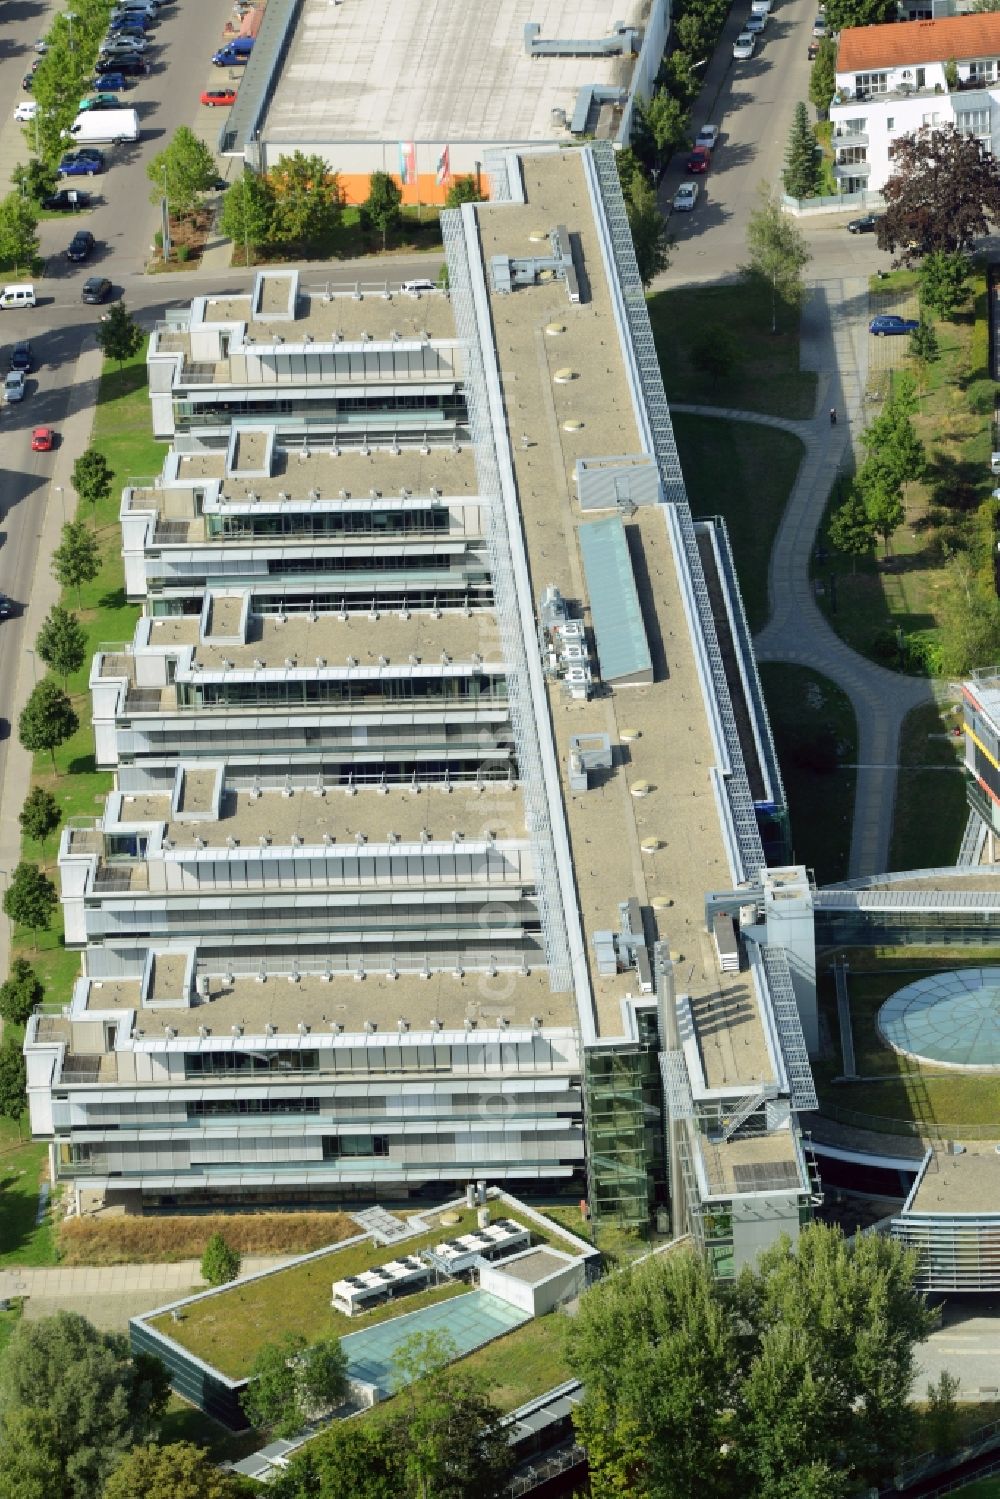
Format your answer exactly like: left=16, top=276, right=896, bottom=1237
left=833, top=160, right=871, bottom=180
left=832, top=129, right=868, bottom=148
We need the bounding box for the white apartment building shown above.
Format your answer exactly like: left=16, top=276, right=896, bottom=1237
left=830, top=13, right=1000, bottom=192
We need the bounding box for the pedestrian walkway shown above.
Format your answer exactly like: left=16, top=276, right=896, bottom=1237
left=672, top=276, right=934, bottom=879
left=0, top=336, right=104, bottom=991
left=0, top=1254, right=296, bottom=1332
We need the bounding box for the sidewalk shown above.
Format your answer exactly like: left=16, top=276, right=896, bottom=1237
left=0, top=1254, right=296, bottom=1332
left=0, top=336, right=105, bottom=990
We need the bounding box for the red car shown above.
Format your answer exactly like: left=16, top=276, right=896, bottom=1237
left=31, top=426, right=54, bottom=452
left=686, top=145, right=711, bottom=174
left=200, top=87, right=236, bottom=107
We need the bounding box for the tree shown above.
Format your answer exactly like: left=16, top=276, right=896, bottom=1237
left=12, top=159, right=58, bottom=206
left=742, top=183, right=811, bottom=333
left=71, top=449, right=114, bottom=529
left=102, top=1442, right=247, bottom=1499
left=809, top=36, right=837, bottom=118
left=824, top=0, right=897, bottom=27
left=636, top=89, right=690, bottom=176
left=860, top=394, right=926, bottom=504
left=95, top=302, right=143, bottom=385
left=861, top=470, right=906, bottom=556
left=18, top=678, right=80, bottom=771
left=783, top=102, right=820, bottom=199
left=19, top=787, right=62, bottom=847
left=879, top=126, right=1000, bottom=264
left=917, top=249, right=971, bottom=318
left=268, top=153, right=342, bottom=248
left=0, top=1407, right=63, bottom=1499
left=0, top=191, right=40, bottom=274
left=220, top=172, right=276, bottom=264
left=201, top=1231, right=241, bottom=1286
left=910, top=314, right=940, bottom=375
left=829, top=486, right=878, bottom=571
left=0, top=1035, right=27, bottom=1127
left=0, top=1311, right=169, bottom=1499
left=567, top=1223, right=932, bottom=1499
left=0, top=958, right=44, bottom=1027
left=389, top=1334, right=512, bottom=1499
left=241, top=1333, right=348, bottom=1437
left=364, top=170, right=402, bottom=249
left=444, top=175, right=481, bottom=209
left=690, top=325, right=741, bottom=379
left=2, top=863, right=57, bottom=946
left=939, top=554, right=1000, bottom=674
left=626, top=173, right=672, bottom=287
left=36, top=605, right=87, bottom=686
left=926, top=1370, right=961, bottom=1457
left=270, top=1422, right=401, bottom=1499
left=147, top=127, right=220, bottom=218
left=52, top=520, right=101, bottom=607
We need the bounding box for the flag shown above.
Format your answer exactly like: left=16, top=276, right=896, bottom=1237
left=399, top=142, right=416, bottom=185
left=436, top=146, right=451, bottom=187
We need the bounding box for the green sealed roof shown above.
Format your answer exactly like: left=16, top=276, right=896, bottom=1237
left=578, top=516, right=652, bottom=684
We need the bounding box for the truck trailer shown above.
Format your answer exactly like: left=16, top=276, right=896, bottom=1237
left=64, top=108, right=140, bottom=145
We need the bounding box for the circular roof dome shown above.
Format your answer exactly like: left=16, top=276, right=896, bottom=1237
left=877, top=967, right=1000, bottom=1070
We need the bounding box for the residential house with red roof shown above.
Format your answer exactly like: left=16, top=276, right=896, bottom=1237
left=830, top=13, right=1000, bottom=192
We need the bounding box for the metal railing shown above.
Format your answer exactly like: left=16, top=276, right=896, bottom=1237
left=814, top=1100, right=1000, bottom=1142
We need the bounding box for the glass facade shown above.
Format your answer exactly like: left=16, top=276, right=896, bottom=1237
left=583, top=1026, right=664, bottom=1234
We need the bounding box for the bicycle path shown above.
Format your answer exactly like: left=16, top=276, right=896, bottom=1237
left=671, top=276, right=933, bottom=879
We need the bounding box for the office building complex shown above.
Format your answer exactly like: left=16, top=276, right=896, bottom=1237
left=25, top=144, right=822, bottom=1273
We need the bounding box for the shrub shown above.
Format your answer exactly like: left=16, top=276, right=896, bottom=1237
left=201, top=1231, right=241, bottom=1286
left=176, top=243, right=190, bottom=263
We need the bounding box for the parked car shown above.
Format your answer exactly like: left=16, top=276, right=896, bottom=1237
left=21, top=73, right=35, bottom=92
left=686, top=145, right=711, bottom=174
left=58, top=149, right=105, bottom=176
left=847, top=213, right=882, bottom=234
left=0, top=595, right=14, bottom=617
left=10, top=342, right=33, bottom=372
left=13, top=102, right=38, bottom=122
left=733, top=31, right=756, bottom=59
left=672, top=181, right=700, bottom=211
left=200, top=87, right=237, bottom=106
left=78, top=94, right=121, bottom=111
left=41, top=188, right=93, bottom=210
left=31, top=426, right=54, bottom=452
left=696, top=124, right=720, bottom=151
left=812, top=14, right=827, bottom=35
left=100, top=33, right=148, bottom=53
left=869, top=314, right=919, bottom=336
left=97, top=54, right=147, bottom=76
left=108, top=16, right=150, bottom=34
left=92, top=71, right=130, bottom=91
left=67, top=229, right=96, bottom=262
left=81, top=276, right=112, bottom=304
left=807, top=39, right=820, bottom=59
left=4, top=370, right=26, bottom=403
left=746, top=12, right=768, bottom=33
left=33, top=38, right=48, bottom=53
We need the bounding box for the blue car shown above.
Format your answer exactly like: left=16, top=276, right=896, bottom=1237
left=869, top=314, right=919, bottom=336
left=58, top=149, right=105, bottom=177
left=92, top=71, right=129, bottom=91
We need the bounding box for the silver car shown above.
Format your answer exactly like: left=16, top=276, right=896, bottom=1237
left=733, top=31, right=756, bottom=59
left=672, top=182, right=700, bottom=212
left=4, top=369, right=26, bottom=403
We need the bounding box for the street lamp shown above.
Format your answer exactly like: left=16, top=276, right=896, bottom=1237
left=54, top=484, right=65, bottom=522
left=24, top=648, right=37, bottom=686
left=65, top=11, right=77, bottom=50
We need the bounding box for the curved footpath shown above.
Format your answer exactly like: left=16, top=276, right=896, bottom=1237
left=673, top=276, right=936, bottom=879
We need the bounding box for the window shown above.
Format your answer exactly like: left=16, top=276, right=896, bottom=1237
left=957, top=107, right=991, bottom=138
left=837, top=116, right=867, bottom=138
left=854, top=71, right=888, bottom=95
left=921, top=112, right=941, bottom=127
left=886, top=117, right=895, bottom=130
left=836, top=144, right=868, bottom=165
left=967, top=60, right=996, bottom=84
left=321, top=1134, right=389, bottom=1159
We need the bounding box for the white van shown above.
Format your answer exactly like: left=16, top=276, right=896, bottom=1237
left=401, top=278, right=436, bottom=295
left=0, top=284, right=36, bottom=310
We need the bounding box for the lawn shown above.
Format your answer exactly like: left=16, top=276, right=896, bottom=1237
left=0, top=1301, right=23, bottom=1357
left=237, top=205, right=445, bottom=269
left=0, top=1139, right=58, bottom=1266
left=648, top=280, right=818, bottom=420
left=673, top=414, right=805, bottom=631
left=813, top=954, right=1000, bottom=1132
left=815, top=269, right=992, bottom=672
left=953, top=1480, right=1000, bottom=1498
left=889, top=700, right=967, bottom=872
left=758, top=664, right=858, bottom=885
left=149, top=1205, right=563, bottom=1379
